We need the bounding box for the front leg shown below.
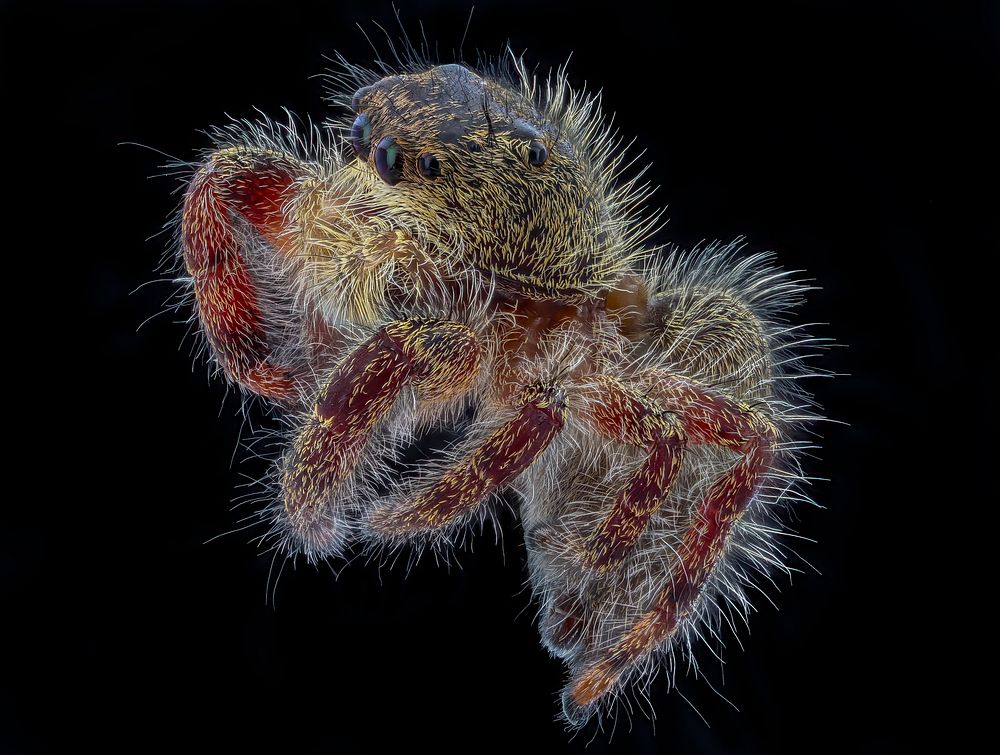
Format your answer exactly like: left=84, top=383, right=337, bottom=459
left=181, top=146, right=319, bottom=403
left=277, top=319, right=481, bottom=562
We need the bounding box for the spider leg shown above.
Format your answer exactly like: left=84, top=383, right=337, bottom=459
left=576, top=375, right=687, bottom=571
left=566, top=371, right=776, bottom=712
left=533, top=376, right=687, bottom=660
left=368, top=384, right=567, bottom=538
left=278, top=318, right=480, bottom=561
left=181, top=146, right=318, bottom=403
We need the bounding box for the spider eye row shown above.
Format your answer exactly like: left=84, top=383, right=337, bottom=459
left=351, top=113, right=436, bottom=186
left=351, top=112, right=548, bottom=186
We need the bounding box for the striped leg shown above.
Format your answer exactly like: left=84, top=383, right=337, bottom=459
left=369, top=385, right=567, bottom=537
left=278, top=319, right=480, bottom=561
left=567, top=371, right=776, bottom=713
left=578, top=375, right=687, bottom=571
left=535, top=376, right=685, bottom=660
left=181, top=146, right=314, bottom=403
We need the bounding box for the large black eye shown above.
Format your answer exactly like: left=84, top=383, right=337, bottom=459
left=375, top=136, right=403, bottom=185
left=527, top=140, right=548, bottom=167
left=417, top=153, right=441, bottom=179
left=351, top=113, right=371, bottom=160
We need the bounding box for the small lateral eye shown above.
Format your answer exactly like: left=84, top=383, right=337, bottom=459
left=417, top=153, right=441, bottom=179
left=527, top=140, right=548, bottom=167
left=375, top=136, right=403, bottom=185
left=351, top=113, right=371, bottom=160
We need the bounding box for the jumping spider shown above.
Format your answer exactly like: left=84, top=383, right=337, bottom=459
left=175, top=53, right=822, bottom=727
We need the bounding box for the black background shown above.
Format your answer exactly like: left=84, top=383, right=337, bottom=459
left=4, top=1, right=994, bottom=753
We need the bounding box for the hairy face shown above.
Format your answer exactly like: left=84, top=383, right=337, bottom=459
left=344, top=63, right=620, bottom=299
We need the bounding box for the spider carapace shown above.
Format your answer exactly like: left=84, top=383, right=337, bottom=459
left=178, top=56, right=822, bottom=727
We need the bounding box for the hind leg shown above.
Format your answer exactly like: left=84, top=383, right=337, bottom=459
left=565, top=371, right=777, bottom=713
left=551, top=272, right=785, bottom=722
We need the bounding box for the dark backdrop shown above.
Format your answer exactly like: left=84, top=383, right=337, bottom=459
left=4, top=1, right=994, bottom=753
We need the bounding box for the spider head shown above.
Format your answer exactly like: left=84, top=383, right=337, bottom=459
left=343, top=63, right=644, bottom=300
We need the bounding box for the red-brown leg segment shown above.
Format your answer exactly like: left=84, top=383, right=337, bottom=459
left=580, top=376, right=687, bottom=571
left=370, top=385, right=567, bottom=535
left=569, top=372, right=776, bottom=709
left=181, top=147, right=312, bottom=402
left=280, top=319, right=480, bottom=560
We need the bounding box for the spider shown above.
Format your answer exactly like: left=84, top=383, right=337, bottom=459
left=175, top=51, right=822, bottom=728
